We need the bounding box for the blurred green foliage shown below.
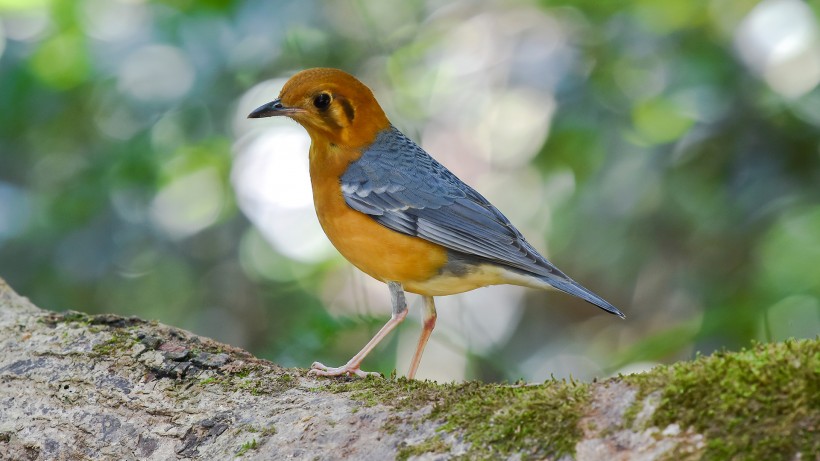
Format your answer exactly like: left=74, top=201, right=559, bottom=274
left=0, top=0, right=818, bottom=382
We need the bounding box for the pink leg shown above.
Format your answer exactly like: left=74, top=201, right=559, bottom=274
left=407, top=296, right=437, bottom=380
left=310, top=282, right=408, bottom=378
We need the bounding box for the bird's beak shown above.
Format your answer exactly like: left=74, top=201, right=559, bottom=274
left=247, top=98, right=302, bottom=118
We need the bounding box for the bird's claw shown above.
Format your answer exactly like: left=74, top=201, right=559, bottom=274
left=308, top=361, right=381, bottom=378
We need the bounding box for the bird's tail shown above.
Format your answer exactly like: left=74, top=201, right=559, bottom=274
left=541, top=275, right=625, bottom=318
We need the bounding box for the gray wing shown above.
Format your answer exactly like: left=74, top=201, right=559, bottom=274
left=340, top=126, right=563, bottom=279
left=341, top=127, right=624, bottom=317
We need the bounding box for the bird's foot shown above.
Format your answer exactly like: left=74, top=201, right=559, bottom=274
left=308, top=361, right=381, bottom=378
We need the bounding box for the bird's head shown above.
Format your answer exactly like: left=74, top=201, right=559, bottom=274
left=248, top=68, right=390, bottom=148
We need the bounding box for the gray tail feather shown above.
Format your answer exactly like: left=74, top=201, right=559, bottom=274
left=542, top=276, right=625, bottom=318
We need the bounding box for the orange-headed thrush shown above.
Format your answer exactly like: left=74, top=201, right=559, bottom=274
left=248, top=68, right=624, bottom=379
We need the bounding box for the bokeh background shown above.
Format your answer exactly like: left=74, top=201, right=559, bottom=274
left=1, top=0, right=819, bottom=382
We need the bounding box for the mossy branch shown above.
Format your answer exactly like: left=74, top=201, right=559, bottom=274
left=0, top=277, right=816, bottom=460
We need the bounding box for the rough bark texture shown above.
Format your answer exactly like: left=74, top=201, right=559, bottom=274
left=0, top=277, right=816, bottom=461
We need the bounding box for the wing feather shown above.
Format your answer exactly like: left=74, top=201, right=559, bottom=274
left=341, top=126, right=561, bottom=279
left=341, top=126, right=625, bottom=317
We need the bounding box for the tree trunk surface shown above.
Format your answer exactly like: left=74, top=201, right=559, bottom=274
left=0, top=277, right=816, bottom=460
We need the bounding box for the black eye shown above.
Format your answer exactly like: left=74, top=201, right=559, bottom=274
left=313, top=93, right=331, bottom=110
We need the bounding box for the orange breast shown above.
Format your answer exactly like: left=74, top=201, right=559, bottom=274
left=311, top=175, right=448, bottom=288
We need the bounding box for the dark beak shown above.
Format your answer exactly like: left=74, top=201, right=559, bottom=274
left=247, top=98, right=298, bottom=118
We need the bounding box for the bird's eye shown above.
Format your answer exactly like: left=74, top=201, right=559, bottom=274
left=313, top=93, right=332, bottom=110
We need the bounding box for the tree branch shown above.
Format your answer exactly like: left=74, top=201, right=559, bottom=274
left=0, top=277, right=815, bottom=460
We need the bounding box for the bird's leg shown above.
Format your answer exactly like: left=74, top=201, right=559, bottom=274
left=309, top=281, right=408, bottom=378
left=407, top=296, right=437, bottom=380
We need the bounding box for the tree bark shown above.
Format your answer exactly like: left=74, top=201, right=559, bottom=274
left=0, top=277, right=815, bottom=460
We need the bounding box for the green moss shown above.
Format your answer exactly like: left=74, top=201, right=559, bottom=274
left=198, top=367, right=299, bottom=398
left=91, top=330, right=137, bottom=356
left=326, top=377, right=590, bottom=460
left=325, top=340, right=819, bottom=459
left=624, top=339, right=820, bottom=460
left=396, top=435, right=449, bottom=461
left=620, top=384, right=644, bottom=429
left=236, top=439, right=258, bottom=456
left=234, top=368, right=252, bottom=378
left=40, top=310, right=90, bottom=326
left=436, top=380, right=589, bottom=459
left=239, top=422, right=276, bottom=436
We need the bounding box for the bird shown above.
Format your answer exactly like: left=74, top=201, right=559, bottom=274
left=248, top=67, right=623, bottom=379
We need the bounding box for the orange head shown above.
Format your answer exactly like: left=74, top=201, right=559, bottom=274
left=248, top=68, right=390, bottom=148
